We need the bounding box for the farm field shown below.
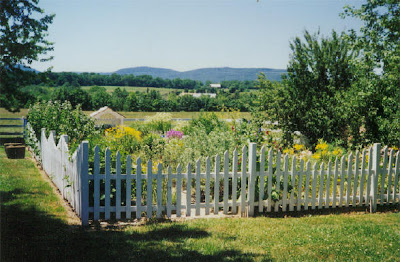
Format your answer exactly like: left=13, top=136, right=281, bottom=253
left=0, top=108, right=251, bottom=120
left=1, top=147, right=400, bottom=261
left=81, top=85, right=183, bottom=98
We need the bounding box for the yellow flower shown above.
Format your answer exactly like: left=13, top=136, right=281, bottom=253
left=283, top=148, right=290, bottom=154
left=332, top=148, right=343, bottom=156
left=315, top=142, right=328, bottom=151
left=312, top=153, right=321, bottom=160
left=294, top=144, right=305, bottom=151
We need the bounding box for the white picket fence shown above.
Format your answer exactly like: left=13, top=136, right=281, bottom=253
left=28, top=126, right=400, bottom=226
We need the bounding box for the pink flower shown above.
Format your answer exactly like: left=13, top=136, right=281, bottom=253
left=166, top=129, right=183, bottom=139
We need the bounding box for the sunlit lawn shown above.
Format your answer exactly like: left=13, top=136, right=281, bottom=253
left=1, top=146, right=399, bottom=261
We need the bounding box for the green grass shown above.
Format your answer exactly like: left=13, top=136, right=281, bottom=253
left=1, top=146, right=400, bottom=261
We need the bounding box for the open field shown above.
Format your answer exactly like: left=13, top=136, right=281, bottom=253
left=1, top=147, right=400, bottom=261
left=81, top=86, right=182, bottom=98
left=1, top=108, right=251, bottom=120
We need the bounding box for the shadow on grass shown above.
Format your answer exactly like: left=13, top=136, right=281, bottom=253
left=254, top=204, right=399, bottom=219
left=1, top=189, right=266, bottom=262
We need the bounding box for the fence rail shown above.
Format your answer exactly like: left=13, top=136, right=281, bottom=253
left=0, top=117, right=26, bottom=137
left=27, top=125, right=400, bottom=226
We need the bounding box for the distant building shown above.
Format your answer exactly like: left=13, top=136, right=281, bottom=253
left=90, top=106, right=125, bottom=126
left=209, top=83, right=221, bottom=88
left=179, top=93, right=217, bottom=98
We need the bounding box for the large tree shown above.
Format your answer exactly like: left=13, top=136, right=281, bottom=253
left=0, top=0, right=54, bottom=111
left=254, top=30, right=357, bottom=147
left=342, top=0, right=400, bottom=146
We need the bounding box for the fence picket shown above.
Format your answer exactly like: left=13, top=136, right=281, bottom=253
left=275, top=151, right=281, bottom=212
left=311, top=163, right=318, bottom=210
left=105, top=148, right=111, bottom=220
left=93, top=146, right=100, bottom=220
left=393, top=152, right=400, bottom=203
left=267, top=149, right=273, bottom=212
left=346, top=153, right=353, bottom=207
left=303, top=161, right=311, bottom=210
left=116, top=152, right=122, bottom=219
left=136, top=157, right=142, bottom=219
left=167, top=166, right=172, bottom=218
left=176, top=164, right=182, bottom=217
left=205, top=157, right=211, bottom=215
left=318, top=163, right=324, bottom=209
left=156, top=163, right=162, bottom=218
left=366, top=147, right=373, bottom=207
left=371, top=144, right=381, bottom=212
left=297, top=160, right=304, bottom=211
left=380, top=147, right=388, bottom=205
left=146, top=160, right=153, bottom=217
left=339, top=156, right=346, bottom=208
left=126, top=155, right=132, bottom=219
left=387, top=150, right=393, bottom=205
left=223, top=150, right=229, bottom=215
left=325, top=161, right=332, bottom=208
left=232, top=149, right=238, bottom=214
left=248, top=143, right=257, bottom=216
left=259, top=146, right=266, bottom=212
left=240, top=146, right=247, bottom=216
left=214, top=155, right=221, bottom=215
left=195, top=159, right=201, bottom=216
left=282, top=155, right=289, bottom=212
left=353, top=151, right=360, bottom=206
left=186, top=163, right=192, bottom=217
left=359, top=150, right=366, bottom=206
left=289, top=156, right=296, bottom=211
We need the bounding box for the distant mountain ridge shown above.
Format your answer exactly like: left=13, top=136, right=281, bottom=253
left=113, top=66, right=286, bottom=82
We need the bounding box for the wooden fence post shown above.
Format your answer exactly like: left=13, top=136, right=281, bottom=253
left=80, top=141, right=89, bottom=226
left=371, top=143, right=381, bottom=213
left=248, top=143, right=257, bottom=216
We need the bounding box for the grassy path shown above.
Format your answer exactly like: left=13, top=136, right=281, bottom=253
left=1, top=147, right=400, bottom=261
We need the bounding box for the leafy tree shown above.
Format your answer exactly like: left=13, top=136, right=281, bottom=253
left=254, top=30, right=357, bottom=146
left=89, top=86, right=111, bottom=110
left=342, top=0, right=400, bottom=146
left=0, top=0, right=54, bottom=111
left=111, top=87, right=129, bottom=111
left=52, top=84, right=91, bottom=110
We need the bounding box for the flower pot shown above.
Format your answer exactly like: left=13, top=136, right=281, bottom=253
left=5, top=145, right=25, bottom=159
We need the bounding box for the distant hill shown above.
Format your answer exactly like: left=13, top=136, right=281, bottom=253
left=113, top=66, right=286, bottom=82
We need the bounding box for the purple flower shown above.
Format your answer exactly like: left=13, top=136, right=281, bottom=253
left=166, top=129, right=183, bottom=139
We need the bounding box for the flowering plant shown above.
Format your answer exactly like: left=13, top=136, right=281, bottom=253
left=166, top=129, right=183, bottom=140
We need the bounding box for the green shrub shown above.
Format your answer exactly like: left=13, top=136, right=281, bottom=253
left=27, top=100, right=97, bottom=153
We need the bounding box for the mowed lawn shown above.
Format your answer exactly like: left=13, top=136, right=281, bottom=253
left=1, top=147, right=400, bottom=261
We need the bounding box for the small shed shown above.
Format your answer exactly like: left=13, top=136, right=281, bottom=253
left=90, top=106, right=125, bottom=126
left=209, top=83, right=221, bottom=88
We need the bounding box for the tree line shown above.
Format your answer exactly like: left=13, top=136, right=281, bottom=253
left=29, top=71, right=257, bottom=92
left=21, top=84, right=256, bottom=112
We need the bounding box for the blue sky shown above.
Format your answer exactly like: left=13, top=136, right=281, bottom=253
left=31, top=0, right=363, bottom=73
